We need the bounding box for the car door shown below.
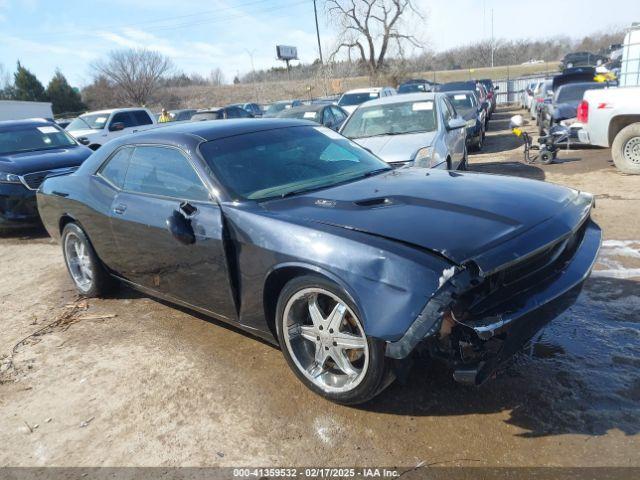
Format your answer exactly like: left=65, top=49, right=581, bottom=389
left=441, top=97, right=465, bottom=168
left=108, top=144, right=237, bottom=321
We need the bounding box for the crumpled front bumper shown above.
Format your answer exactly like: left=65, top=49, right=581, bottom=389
left=386, top=218, right=602, bottom=384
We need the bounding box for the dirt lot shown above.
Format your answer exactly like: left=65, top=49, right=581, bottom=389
left=1, top=106, right=639, bottom=468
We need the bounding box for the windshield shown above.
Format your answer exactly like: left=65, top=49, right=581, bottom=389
left=341, top=100, right=438, bottom=139
left=446, top=93, right=475, bottom=110
left=398, top=83, right=429, bottom=94
left=556, top=83, right=605, bottom=103
left=67, top=113, right=109, bottom=131
left=198, top=126, right=390, bottom=201
left=338, top=92, right=379, bottom=107
left=0, top=124, right=77, bottom=155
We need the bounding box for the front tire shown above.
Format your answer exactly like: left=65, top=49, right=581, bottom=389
left=276, top=275, right=391, bottom=405
left=62, top=223, right=115, bottom=297
left=612, top=123, right=640, bottom=174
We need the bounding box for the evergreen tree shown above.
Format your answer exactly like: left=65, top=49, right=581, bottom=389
left=13, top=62, right=47, bottom=102
left=46, top=70, right=86, bottom=115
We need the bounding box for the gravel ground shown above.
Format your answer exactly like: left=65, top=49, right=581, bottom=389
left=1, top=106, right=639, bottom=468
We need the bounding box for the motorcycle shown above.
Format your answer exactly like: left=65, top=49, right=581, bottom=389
left=510, top=115, right=571, bottom=165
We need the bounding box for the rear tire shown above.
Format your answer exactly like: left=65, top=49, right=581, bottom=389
left=61, top=223, right=115, bottom=297
left=611, top=123, right=640, bottom=174
left=276, top=274, right=392, bottom=405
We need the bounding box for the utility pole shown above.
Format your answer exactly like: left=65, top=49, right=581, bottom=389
left=245, top=48, right=258, bottom=102
left=313, top=0, right=323, bottom=64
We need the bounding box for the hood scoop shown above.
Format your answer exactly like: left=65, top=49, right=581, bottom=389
left=355, top=197, right=396, bottom=208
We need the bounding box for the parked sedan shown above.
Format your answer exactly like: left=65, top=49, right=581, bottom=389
left=478, top=79, right=498, bottom=114
left=520, top=80, right=543, bottom=111
left=191, top=106, right=253, bottom=121
left=340, top=93, right=467, bottom=169
left=275, top=104, right=349, bottom=131
left=398, top=79, right=437, bottom=94
left=228, top=103, right=263, bottom=117
left=37, top=119, right=601, bottom=404
left=0, top=119, right=92, bottom=229
left=444, top=91, right=486, bottom=151
left=538, top=82, right=608, bottom=135
left=263, top=100, right=303, bottom=118
left=530, top=80, right=553, bottom=121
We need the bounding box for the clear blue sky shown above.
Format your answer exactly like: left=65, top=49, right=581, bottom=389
left=0, top=0, right=638, bottom=87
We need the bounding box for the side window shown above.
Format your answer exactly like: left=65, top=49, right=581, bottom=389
left=110, top=112, right=135, bottom=129
left=444, top=97, right=457, bottom=118
left=123, top=146, right=210, bottom=201
left=322, top=108, right=335, bottom=126
left=224, top=108, right=239, bottom=119
left=99, top=147, right=134, bottom=188
left=441, top=99, right=453, bottom=123
left=131, top=110, right=153, bottom=126
left=235, top=107, right=252, bottom=118
left=331, top=107, right=346, bottom=123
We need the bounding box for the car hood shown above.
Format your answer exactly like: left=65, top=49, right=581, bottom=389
left=66, top=128, right=101, bottom=138
left=261, top=168, right=593, bottom=274
left=0, top=146, right=93, bottom=175
left=351, top=132, right=437, bottom=164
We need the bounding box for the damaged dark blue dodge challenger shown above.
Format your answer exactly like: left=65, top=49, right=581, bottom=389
left=37, top=119, right=601, bottom=404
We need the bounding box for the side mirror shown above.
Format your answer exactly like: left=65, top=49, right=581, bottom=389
left=509, top=115, right=524, bottom=129
left=447, top=117, right=466, bottom=130
left=166, top=210, right=195, bottom=245
left=494, top=85, right=499, bottom=91
left=77, top=137, right=90, bottom=146
left=109, top=122, right=125, bottom=132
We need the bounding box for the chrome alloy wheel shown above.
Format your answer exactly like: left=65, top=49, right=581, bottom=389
left=64, top=232, right=93, bottom=292
left=623, top=136, right=640, bottom=165
left=283, top=288, right=369, bottom=393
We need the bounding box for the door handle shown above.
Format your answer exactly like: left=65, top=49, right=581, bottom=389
left=113, top=204, right=127, bottom=215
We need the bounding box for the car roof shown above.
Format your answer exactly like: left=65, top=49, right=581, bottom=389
left=343, top=87, right=384, bottom=94
left=280, top=104, right=326, bottom=114
left=354, top=92, right=438, bottom=107
left=443, top=90, right=476, bottom=96
left=0, top=118, right=54, bottom=130
left=124, top=118, right=317, bottom=142
left=80, top=107, right=148, bottom=116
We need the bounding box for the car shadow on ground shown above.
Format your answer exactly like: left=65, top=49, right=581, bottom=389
left=0, top=225, right=49, bottom=240
left=468, top=161, right=546, bottom=181
left=363, top=276, right=640, bottom=438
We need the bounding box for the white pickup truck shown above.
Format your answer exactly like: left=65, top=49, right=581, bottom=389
left=577, top=86, right=640, bottom=174
left=65, top=107, right=157, bottom=150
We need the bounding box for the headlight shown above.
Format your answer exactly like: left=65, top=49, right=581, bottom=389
left=414, top=147, right=435, bottom=168
left=465, top=119, right=477, bottom=128
left=0, top=172, right=21, bottom=184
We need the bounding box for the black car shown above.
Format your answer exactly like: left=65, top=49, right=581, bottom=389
left=478, top=79, right=498, bottom=114
left=275, top=104, right=349, bottom=130
left=0, top=119, right=92, bottom=230
left=37, top=119, right=601, bottom=404
left=398, top=79, right=437, bottom=94
left=191, top=106, right=253, bottom=121
left=538, top=82, right=608, bottom=135
left=562, top=52, right=607, bottom=69
left=228, top=103, right=263, bottom=118
left=444, top=91, right=486, bottom=151
left=437, top=81, right=491, bottom=124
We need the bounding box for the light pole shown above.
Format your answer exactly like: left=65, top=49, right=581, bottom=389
left=313, top=0, right=323, bottom=64
left=245, top=48, right=259, bottom=102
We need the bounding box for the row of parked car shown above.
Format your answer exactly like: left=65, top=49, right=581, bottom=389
left=1, top=77, right=499, bottom=230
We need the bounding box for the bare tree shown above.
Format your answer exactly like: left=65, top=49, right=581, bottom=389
left=92, top=48, right=173, bottom=106
left=327, top=0, right=423, bottom=78
left=209, top=67, right=226, bottom=86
